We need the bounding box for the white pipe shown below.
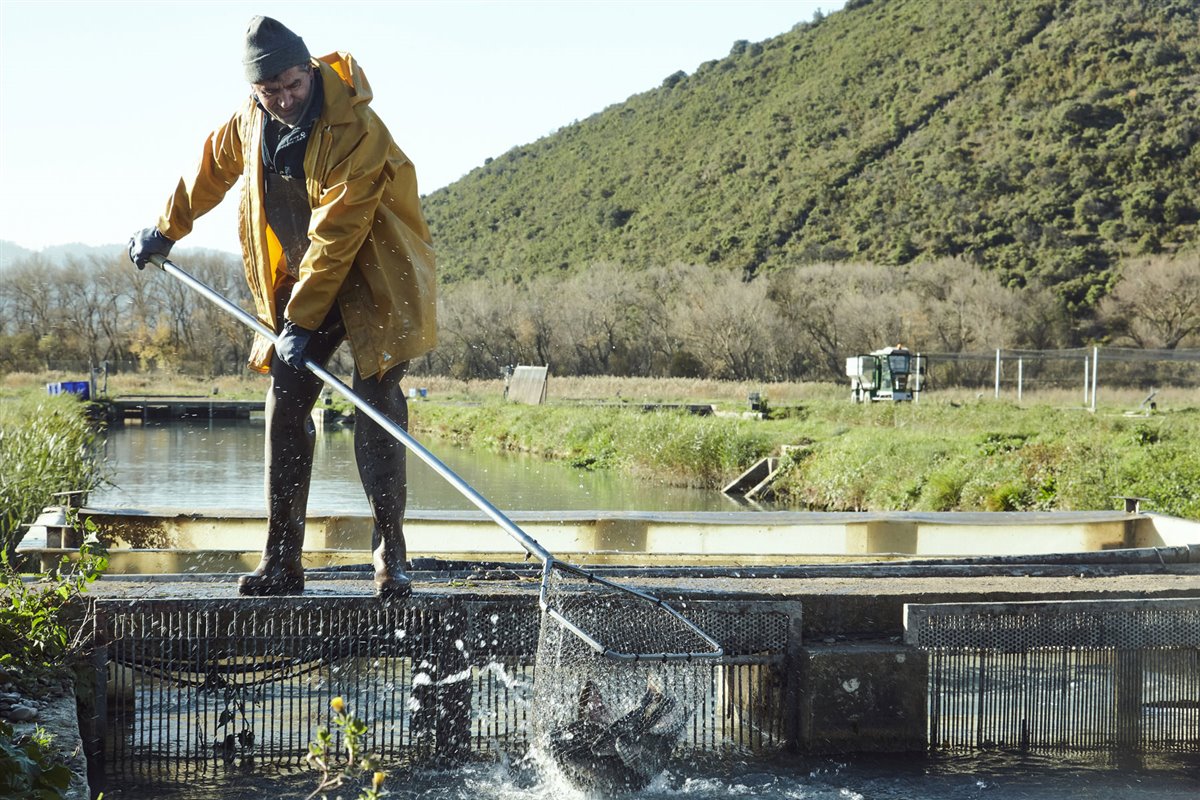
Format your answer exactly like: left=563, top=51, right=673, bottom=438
left=994, top=349, right=1001, bottom=399
left=1091, top=346, right=1099, bottom=412
left=1017, top=358, right=1023, bottom=404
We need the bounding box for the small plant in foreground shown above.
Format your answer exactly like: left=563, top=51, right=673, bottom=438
left=306, top=697, right=385, bottom=800
left=0, top=720, right=72, bottom=800
left=0, top=517, right=108, bottom=691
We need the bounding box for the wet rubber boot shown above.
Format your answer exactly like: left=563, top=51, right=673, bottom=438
left=239, top=361, right=324, bottom=596
left=372, top=531, right=411, bottom=599
left=355, top=363, right=412, bottom=599
left=239, top=527, right=305, bottom=595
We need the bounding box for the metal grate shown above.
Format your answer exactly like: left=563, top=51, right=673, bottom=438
left=97, top=597, right=462, bottom=780
left=905, top=599, right=1200, bottom=753
left=91, top=593, right=800, bottom=780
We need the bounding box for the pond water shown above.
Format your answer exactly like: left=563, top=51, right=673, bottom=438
left=100, top=750, right=1200, bottom=800
left=89, top=419, right=761, bottom=514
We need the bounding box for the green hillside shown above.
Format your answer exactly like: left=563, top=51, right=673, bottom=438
left=422, top=0, right=1199, bottom=313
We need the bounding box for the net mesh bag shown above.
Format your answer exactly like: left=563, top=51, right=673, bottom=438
left=531, top=564, right=717, bottom=794
left=539, top=562, right=722, bottom=660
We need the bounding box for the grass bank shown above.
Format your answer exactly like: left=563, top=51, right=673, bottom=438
left=411, top=401, right=777, bottom=488
left=411, top=397, right=1200, bottom=520
left=4, top=371, right=1197, bottom=519
left=769, top=401, right=1200, bottom=518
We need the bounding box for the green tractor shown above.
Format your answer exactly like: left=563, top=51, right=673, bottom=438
left=845, top=346, right=925, bottom=403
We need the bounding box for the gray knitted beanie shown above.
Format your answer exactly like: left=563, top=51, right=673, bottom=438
left=243, top=16, right=310, bottom=83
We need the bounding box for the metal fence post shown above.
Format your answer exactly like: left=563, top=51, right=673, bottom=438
left=1091, top=346, right=1099, bottom=412
left=1083, top=353, right=1090, bottom=406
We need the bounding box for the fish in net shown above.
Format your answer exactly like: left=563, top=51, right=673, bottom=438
left=532, top=564, right=716, bottom=794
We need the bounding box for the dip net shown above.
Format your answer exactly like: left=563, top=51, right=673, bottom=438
left=531, top=562, right=720, bottom=792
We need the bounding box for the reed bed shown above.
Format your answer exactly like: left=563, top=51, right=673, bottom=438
left=0, top=394, right=104, bottom=557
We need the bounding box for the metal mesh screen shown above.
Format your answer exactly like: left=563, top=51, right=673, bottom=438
left=906, top=599, right=1200, bottom=651
left=906, top=599, right=1200, bottom=753
left=93, top=592, right=799, bottom=780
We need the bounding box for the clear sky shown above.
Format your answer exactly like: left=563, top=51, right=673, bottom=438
left=0, top=0, right=844, bottom=255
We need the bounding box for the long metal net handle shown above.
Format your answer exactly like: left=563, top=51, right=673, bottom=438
left=150, top=256, right=724, bottom=661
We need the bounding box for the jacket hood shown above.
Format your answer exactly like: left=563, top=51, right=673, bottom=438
left=316, top=51, right=374, bottom=110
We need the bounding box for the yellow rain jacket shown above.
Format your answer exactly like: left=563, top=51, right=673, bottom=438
left=157, top=52, right=436, bottom=378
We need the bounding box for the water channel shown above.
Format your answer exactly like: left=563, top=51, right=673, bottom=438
left=87, top=421, right=1200, bottom=798
left=90, top=418, right=758, bottom=515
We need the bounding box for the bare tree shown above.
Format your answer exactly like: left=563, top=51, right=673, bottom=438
left=185, top=252, right=254, bottom=374
left=550, top=263, right=642, bottom=375
left=437, top=279, right=528, bottom=379
left=1, top=256, right=57, bottom=343
left=629, top=263, right=700, bottom=376
left=1098, top=254, right=1200, bottom=349
left=671, top=269, right=774, bottom=380
left=766, top=261, right=922, bottom=379
left=906, top=258, right=1032, bottom=353
left=767, top=262, right=854, bottom=379
left=54, top=254, right=131, bottom=366
left=512, top=274, right=559, bottom=369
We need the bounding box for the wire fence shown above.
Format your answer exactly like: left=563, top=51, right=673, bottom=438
left=32, top=347, right=1200, bottom=409
left=921, top=347, right=1200, bottom=407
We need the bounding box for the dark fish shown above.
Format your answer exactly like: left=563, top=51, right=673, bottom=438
left=213, top=732, right=237, bottom=763
left=548, top=677, right=685, bottom=794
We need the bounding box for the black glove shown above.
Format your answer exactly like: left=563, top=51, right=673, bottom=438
left=128, top=227, right=174, bottom=270
left=275, top=320, right=315, bottom=369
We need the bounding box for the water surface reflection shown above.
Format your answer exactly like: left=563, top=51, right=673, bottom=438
left=91, top=420, right=756, bottom=514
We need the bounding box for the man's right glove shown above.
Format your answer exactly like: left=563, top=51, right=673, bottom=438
left=275, top=320, right=316, bottom=370
left=128, top=227, right=174, bottom=270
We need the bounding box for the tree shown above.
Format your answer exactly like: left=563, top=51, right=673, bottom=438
left=0, top=257, right=57, bottom=343
left=551, top=264, right=642, bottom=376
left=1097, top=254, right=1200, bottom=349
left=671, top=269, right=773, bottom=380
left=55, top=254, right=127, bottom=366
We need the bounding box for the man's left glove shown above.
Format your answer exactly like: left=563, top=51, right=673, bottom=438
left=275, top=320, right=316, bottom=370
left=128, top=227, right=174, bottom=270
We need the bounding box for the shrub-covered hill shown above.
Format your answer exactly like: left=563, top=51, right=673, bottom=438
left=422, top=0, right=1199, bottom=313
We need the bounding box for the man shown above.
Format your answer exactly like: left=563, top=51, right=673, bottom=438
left=129, top=16, right=437, bottom=599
